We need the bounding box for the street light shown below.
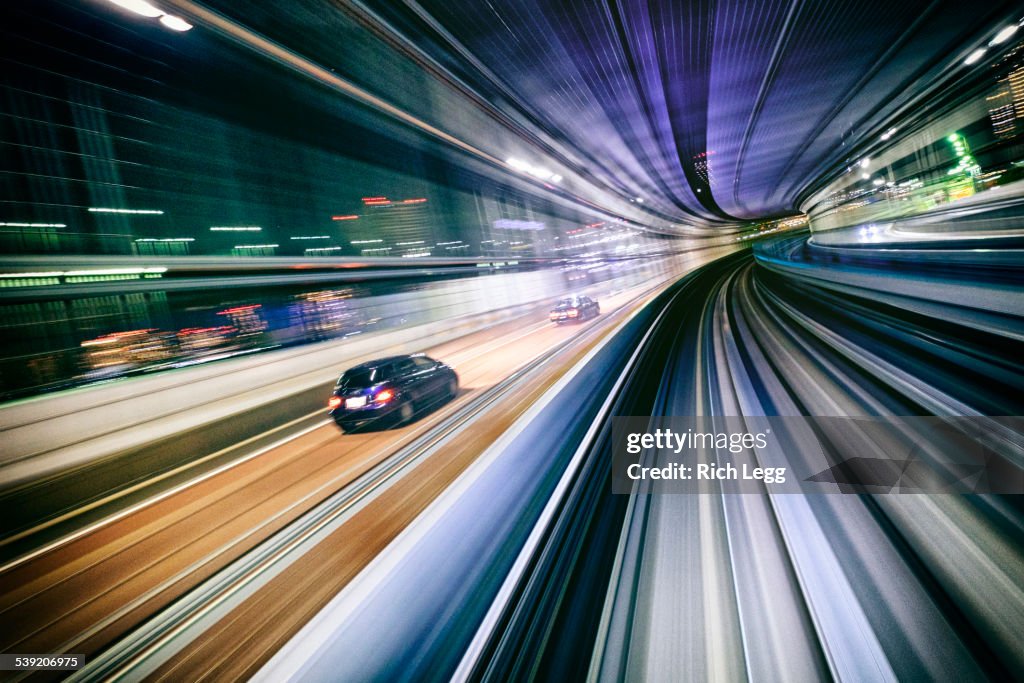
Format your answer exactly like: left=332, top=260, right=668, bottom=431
left=105, top=0, right=193, bottom=32
left=964, top=48, right=986, bottom=65
left=159, top=15, right=193, bottom=31
left=108, top=0, right=162, bottom=17
left=990, top=25, right=1019, bottom=45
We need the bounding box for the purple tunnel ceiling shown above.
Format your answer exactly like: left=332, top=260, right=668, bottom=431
left=367, top=0, right=1019, bottom=225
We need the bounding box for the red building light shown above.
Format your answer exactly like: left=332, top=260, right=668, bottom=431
left=217, top=304, right=261, bottom=315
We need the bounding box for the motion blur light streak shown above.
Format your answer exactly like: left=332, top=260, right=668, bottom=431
left=105, top=0, right=194, bottom=32
left=964, top=48, right=987, bottom=65
left=990, top=24, right=1019, bottom=45
left=158, top=14, right=193, bottom=31
left=1, top=0, right=1023, bottom=680
left=107, top=0, right=164, bottom=19
left=87, top=208, right=165, bottom=215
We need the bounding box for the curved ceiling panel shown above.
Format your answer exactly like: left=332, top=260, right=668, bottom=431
left=365, top=0, right=1020, bottom=224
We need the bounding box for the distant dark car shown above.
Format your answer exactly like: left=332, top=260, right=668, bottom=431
left=328, top=353, right=458, bottom=432
left=549, top=296, right=600, bottom=324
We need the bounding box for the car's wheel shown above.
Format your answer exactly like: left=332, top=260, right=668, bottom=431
left=399, top=401, right=414, bottom=424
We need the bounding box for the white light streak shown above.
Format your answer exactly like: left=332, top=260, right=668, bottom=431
left=159, top=14, right=193, bottom=31
left=990, top=25, right=1018, bottom=45
left=89, top=207, right=164, bottom=215
left=107, top=0, right=163, bottom=18
left=964, top=48, right=987, bottom=65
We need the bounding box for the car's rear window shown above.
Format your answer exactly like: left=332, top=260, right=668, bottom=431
left=338, top=367, right=382, bottom=388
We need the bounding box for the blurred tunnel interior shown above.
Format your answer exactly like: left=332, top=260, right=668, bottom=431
left=1, top=0, right=1023, bottom=680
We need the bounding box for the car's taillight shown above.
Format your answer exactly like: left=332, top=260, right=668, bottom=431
left=568, top=309, right=579, bottom=318
left=375, top=389, right=394, bottom=403
left=328, top=396, right=342, bottom=410
left=549, top=312, right=558, bottom=319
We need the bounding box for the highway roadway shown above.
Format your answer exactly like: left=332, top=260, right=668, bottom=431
left=0, top=265, right=689, bottom=681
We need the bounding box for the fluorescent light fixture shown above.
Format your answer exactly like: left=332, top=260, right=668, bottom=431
left=159, top=14, right=192, bottom=31
left=105, top=0, right=194, bottom=32
left=0, top=272, right=64, bottom=279
left=89, top=207, right=164, bottom=214
left=64, top=267, right=167, bottom=276
left=991, top=25, right=1018, bottom=45
left=0, top=222, right=66, bottom=228
left=0, top=267, right=166, bottom=281
left=859, top=158, right=871, bottom=168
left=107, top=0, right=163, bottom=18
left=233, top=244, right=278, bottom=249
left=964, top=48, right=987, bottom=65
left=210, top=226, right=261, bottom=231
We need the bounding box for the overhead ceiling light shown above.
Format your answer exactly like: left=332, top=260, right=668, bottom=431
left=105, top=0, right=194, bottom=32
left=159, top=14, right=193, bottom=31
left=964, top=48, right=987, bottom=65
left=990, top=25, right=1019, bottom=45
left=107, top=0, right=163, bottom=18
left=859, top=158, right=871, bottom=168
